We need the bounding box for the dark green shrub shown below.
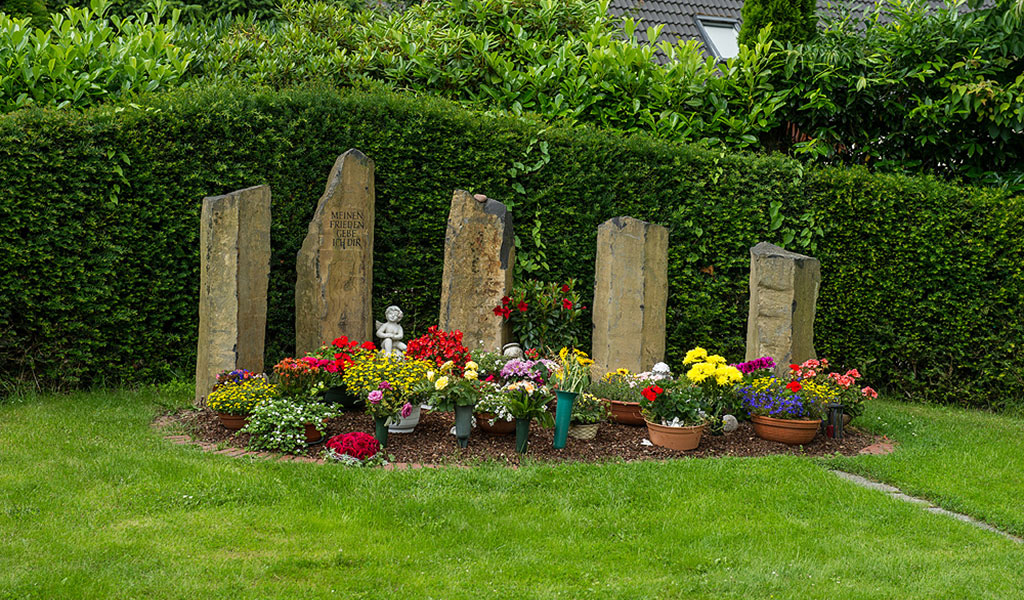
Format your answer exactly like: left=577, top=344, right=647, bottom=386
left=0, top=84, right=1021, bottom=410
left=739, top=0, right=817, bottom=46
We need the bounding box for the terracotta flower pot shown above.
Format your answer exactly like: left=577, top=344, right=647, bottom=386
left=476, top=412, right=516, bottom=435
left=568, top=423, right=599, bottom=440
left=751, top=414, right=820, bottom=445
left=609, top=400, right=644, bottom=425
left=645, top=420, right=705, bottom=451
left=217, top=412, right=249, bottom=431
left=304, top=422, right=325, bottom=444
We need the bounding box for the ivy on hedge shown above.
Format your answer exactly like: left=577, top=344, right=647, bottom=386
left=0, top=84, right=1021, bottom=409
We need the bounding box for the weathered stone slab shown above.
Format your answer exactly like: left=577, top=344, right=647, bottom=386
left=295, top=149, right=375, bottom=355
left=195, top=185, right=271, bottom=403
left=591, top=216, right=668, bottom=377
left=438, top=191, right=515, bottom=351
left=745, top=241, right=820, bottom=371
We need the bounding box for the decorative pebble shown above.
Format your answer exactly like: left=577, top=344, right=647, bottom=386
left=722, top=414, right=739, bottom=433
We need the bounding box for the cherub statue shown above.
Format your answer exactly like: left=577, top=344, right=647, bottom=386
left=375, top=305, right=407, bottom=357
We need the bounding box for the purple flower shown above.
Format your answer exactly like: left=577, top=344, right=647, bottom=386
left=401, top=402, right=413, bottom=418
left=368, top=390, right=383, bottom=404
left=734, top=356, right=776, bottom=375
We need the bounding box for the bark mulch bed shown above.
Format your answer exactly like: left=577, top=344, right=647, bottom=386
left=161, top=406, right=890, bottom=466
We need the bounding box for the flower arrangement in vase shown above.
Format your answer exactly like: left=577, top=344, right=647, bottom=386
left=503, top=380, right=555, bottom=453
left=410, top=359, right=483, bottom=447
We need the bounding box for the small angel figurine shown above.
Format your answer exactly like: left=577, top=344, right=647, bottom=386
left=375, top=305, right=407, bottom=357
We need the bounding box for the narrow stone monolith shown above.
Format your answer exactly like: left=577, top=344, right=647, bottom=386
left=295, top=149, right=375, bottom=355
left=195, top=185, right=271, bottom=403
left=437, top=191, right=515, bottom=351
left=591, top=216, right=669, bottom=378
left=745, top=241, right=820, bottom=372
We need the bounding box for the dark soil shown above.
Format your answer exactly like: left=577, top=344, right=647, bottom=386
left=167, top=407, right=888, bottom=466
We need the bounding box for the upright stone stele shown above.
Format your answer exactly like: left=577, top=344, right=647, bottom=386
left=438, top=191, right=515, bottom=351
left=195, top=185, right=271, bottom=403
left=591, top=216, right=669, bottom=377
left=745, top=241, right=820, bottom=371
left=295, top=149, right=375, bottom=355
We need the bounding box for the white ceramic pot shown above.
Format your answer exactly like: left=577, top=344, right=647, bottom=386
left=388, top=404, right=422, bottom=434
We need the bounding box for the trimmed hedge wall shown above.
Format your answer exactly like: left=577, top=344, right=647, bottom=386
left=1, top=85, right=1021, bottom=409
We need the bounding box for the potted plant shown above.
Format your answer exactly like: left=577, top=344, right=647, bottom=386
left=568, top=392, right=609, bottom=440
left=590, top=369, right=645, bottom=425
left=474, top=384, right=516, bottom=434
left=304, top=336, right=377, bottom=408
left=787, top=358, right=877, bottom=424
left=552, top=346, right=594, bottom=449
left=206, top=371, right=277, bottom=430
left=740, top=376, right=825, bottom=445
left=343, top=353, right=431, bottom=440
left=405, top=326, right=472, bottom=374
left=324, top=432, right=389, bottom=467
left=412, top=358, right=482, bottom=448
left=240, top=396, right=338, bottom=453
left=492, top=279, right=588, bottom=355
left=503, top=380, right=555, bottom=453
left=637, top=383, right=709, bottom=451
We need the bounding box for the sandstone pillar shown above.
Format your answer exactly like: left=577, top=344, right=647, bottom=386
left=195, top=185, right=271, bottom=402
left=745, top=241, right=820, bottom=372
left=437, top=191, right=515, bottom=352
left=295, top=149, right=375, bottom=355
left=591, top=216, right=668, bottom=377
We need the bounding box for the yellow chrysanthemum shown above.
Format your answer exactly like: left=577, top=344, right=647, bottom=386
left=683, top=347, right=708, bottom=365
left=686, top=362, right=715, bottom=383
left=706, top=354, right=727, bottom=365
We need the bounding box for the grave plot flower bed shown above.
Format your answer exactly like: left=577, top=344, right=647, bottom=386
left=164, top=407, right=885, bottom=465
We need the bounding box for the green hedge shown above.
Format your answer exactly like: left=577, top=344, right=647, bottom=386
left=1, top=85, right=1021, bottom=409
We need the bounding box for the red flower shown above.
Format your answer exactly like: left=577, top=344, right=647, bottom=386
left=561, top=284, right=570, bottom=293
left=517, top=301, right=528, bottom=313
left=641, top=385, right=664, bottom=402
left=789, top=364, right=800, bottom=371
left=561, top=298, right=573, bottom=310
left=786, top=381, right=803, bottom=393
left=333, top=336, right=350, bottom=347
left=501, top=296, right=511, bottom=306
left=361, top=341, right=377, bottom=351
left=493, top=306, right=504, bottom=316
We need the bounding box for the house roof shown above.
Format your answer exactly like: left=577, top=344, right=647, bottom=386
left=607, top=0, right=997, bottom=51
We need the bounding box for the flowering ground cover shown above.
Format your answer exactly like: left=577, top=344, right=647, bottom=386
left=0, top=388, right=1021, bottom=599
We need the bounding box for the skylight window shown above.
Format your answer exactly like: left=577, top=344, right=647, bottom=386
left=696, top=17, right=740, bottom=59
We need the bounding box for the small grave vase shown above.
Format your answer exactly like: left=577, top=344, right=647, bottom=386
left=553, top=390, right=577, bottom=449
left=515, top=418, right=531, bottom=453
left=454, top=404, right=473, bottom=448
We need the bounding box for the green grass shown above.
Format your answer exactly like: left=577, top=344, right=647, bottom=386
left=1, top=390, right=1021, bottom=599
left=824, top=398, right=1024, bottom=536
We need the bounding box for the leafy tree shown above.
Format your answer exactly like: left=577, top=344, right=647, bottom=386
left=739, top=0, right=817, bottom=46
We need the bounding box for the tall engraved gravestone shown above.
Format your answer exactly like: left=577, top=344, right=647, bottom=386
left=591, top=216, right=669, bottom=377
left=745, top=241, right=820, bottom=371
left=295, top=149, right=375, bottom=355
left=438, top=191, right=515, bottom=351
left=195, top=185, right=271, bottom=402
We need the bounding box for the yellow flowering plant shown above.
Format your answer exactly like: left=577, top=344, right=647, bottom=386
left=679, top=347, right=745, bottom=425
left=554, top=347, right=593, bottom=394
left=206, top=375, right=279, bottom=415
left=410, top=359, right=482, bottom=411
left=342, top=353, right=432, bottom=419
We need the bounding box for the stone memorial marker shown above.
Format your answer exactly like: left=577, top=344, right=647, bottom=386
left=295, top=149, right=375, bottom=355
left=195, top=185, right=271, bottom=402
left=745, top=241, right=820, bottom=371
left=591, top=216, right=669, bottom=377
left=438, top=191, right=515, bottom=351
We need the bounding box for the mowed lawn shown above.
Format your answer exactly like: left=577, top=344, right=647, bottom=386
left=1, top=389, right=1021, bottom=599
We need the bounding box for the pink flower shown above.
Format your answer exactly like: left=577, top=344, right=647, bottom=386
left=828, top=372, right=842, bottom=382
left=801, top=359, right=820, bottom=369
left=820, top=358, right=829, bottom=368
left=845, top=369, right=861, bottom=378
left=401, top=402, right=413, bottom=418
left=368, top=390, right=383, bottom=404
left=805, top=369, right=816, bottom=378
left=379, top=381, right=393, bottom=391
left=838, top=375, right=854, bottom=388
left=861, top=386, right=878, bottom=399
left=324, top=363, right=339, bottom=373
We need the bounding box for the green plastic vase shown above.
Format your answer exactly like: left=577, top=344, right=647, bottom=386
left=454, top=404, right=473, bottom=448
left=553, top=390, right=577, bottom=449
left=515, top=418, right=531, bottom=454
left=373, top=416, right=389, bottom=448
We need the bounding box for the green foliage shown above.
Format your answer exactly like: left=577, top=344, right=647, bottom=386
left=497, top=278, right=587, bottom=354
left=0, top=84, right=1022, bottom=412
left=739, top=0, right=817, bottom=47
left=0, top=0, right=194, bottom=111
